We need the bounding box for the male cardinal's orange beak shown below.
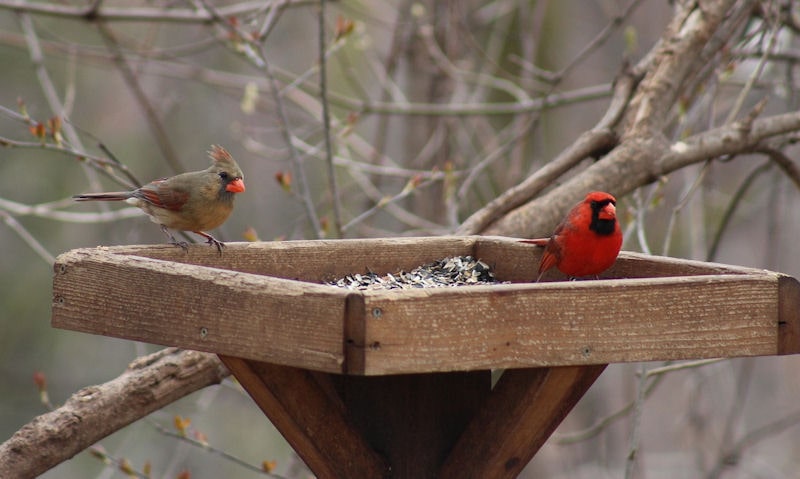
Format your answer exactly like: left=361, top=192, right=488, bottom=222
left=226, top=178, right=246, bottom=193
left=598, top=202, right=616, bottom=220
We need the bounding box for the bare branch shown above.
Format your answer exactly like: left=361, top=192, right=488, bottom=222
left=197, top=0, right=323, bottom=237
left=0, top=196, right=142, bottom=223
left=318, top=0, right=343, bottom=237
left=456, top=127, right=618, bottom=235
left=660, top=110, right=800, bottom=174
left=478, top=1, right=766, bottom=238
left=0, top=211, right=55, bottom=263
left=18, top=12, right=104, bottom=193
left=0, top=349, right=229, bottom=479
left=96, top=22, right=185, bottom=174
left=0, top=0, right=316, bottom=24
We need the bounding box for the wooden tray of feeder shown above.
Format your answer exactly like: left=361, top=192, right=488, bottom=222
left=50, top=236, right=800, bottom=479
left=52, top=235, right=800, bottom=374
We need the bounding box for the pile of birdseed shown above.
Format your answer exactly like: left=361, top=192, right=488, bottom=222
left=326, top=255, right=502, bottom=291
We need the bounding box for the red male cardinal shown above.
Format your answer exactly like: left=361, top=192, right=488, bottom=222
left=521, top=191, right=622, bottom=281
left=74, top=145, right=245, bottom=254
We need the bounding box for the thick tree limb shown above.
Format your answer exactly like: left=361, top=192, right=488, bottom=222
left=480, top=0, right=756, bottom=237
left=659, top=110, right=800, bottom=174
left=456, top=69, right=639, bottom=236
left=0, top=348, right=229, bottom=479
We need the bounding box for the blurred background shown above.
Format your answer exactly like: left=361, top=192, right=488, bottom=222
left=1, top=0, right=800, bottom=477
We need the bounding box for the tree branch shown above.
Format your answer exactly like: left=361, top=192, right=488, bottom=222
left=0, top=0, right=316, bottom=24
left=479, top=0, right=756, bottom=237
left=0, top=348, right=229, bottom=479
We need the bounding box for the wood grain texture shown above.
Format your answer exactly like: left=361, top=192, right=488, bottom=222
left=52, top=236, right=798, bottom=375
left=219, top=356, right=388, bottom=479
left=475, top=235, right=768, bottom=282
left=104, top=236, right=477, bottom=282
left=439, top=365, right=606, bottom=479
left=52, top=248, right=349, bottom=372
left=355, top=274, right=783, bottom=374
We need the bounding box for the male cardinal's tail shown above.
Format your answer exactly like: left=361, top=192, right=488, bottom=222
left=519, top=238, right=549, bottom=246
left=73, top=192, right=132, bottom=201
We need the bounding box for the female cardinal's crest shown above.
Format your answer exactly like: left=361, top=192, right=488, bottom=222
left=208, top=145, right=234, bottom=165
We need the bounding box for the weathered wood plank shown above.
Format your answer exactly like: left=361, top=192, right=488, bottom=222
left=52, top=249, right=348, bottom=373
left=439, top=365, right=606, bottom=479
left=99, top=236, right=771, bottom=283
left=219, top=357, right=388, bottom=479
left=105, top=236, right=477, bottom=283
left=355, top=274, right=783, bottom=374
left=474, top=236, right=768, bottom=282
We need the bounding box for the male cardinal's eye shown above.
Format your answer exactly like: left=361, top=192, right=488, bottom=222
left=219, top=172, right=229, bottom=180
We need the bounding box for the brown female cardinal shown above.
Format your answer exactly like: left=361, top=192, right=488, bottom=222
left=73, top=145, right=245, bottom=253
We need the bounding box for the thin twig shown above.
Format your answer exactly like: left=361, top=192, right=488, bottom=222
left=625, top=363, right=649, bottom=479
left=757, top=145, right=800, bottom=190
left=199, top=0, right=322, bottom=237
left=18, top=12, right=104, bottom=194
left=0, top=196, right=142, bottom=223
left=661, top=160, right=712, bottom=257
left=644, top=358, right=726, bottom=377
left=0, top=210, right=55, bottom=263
left=147, top=418, right=287, bottom=478
left=706, top=359, right=755, bottom=479
left=554, top=0, right=647, bottom=81
left=726, top=408, right=800, bottom=459
left=341, top=176, right=439, bottom=233
left=707, top=161, right=771, bottom=262
left=0, top=0, right=316, bottom=24
left=96, top=22, right=185, bottom=174
left=256, top=0, right=289, bottom=40
left=318, top=0, right=342, bottom=237
left=456, top=127, right=618, bottom=235
left=555, top=358, right=727, bottom=445
left=724, top=13, right=780, bottom=125
left=632, top=188, right=652, bottom=255
left=86, top=446, right=150, bottom=479
left=0, top=135, right=138, bottom=189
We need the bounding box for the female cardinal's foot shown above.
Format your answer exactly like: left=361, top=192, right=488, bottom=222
left=160, top=225, right=189, bottom=252
left=194, top=231, right=225, bottom=255
left=171, top=240, right=190, bottom=252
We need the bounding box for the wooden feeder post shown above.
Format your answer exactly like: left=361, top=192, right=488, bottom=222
left=51, top=236, right=800, bottom=478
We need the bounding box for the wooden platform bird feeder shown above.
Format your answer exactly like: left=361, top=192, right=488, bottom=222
left=51, top=236, right=800, bottom=478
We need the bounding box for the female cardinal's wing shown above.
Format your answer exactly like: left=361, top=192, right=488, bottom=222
left=133, top=178, right=190, bottom=212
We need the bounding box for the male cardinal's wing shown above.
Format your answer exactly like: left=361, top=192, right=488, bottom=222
left=133, top=179, right=189, bottom=212
left=537, top=240, right=561, bottom=275
left=521, top=237, right=560, bottom=275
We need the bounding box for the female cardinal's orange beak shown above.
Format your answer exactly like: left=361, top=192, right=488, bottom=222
left=226, top=178, right=246, bottom=193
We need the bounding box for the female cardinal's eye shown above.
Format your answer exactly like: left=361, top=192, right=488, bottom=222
left=219, top=172, right=229, bottom=180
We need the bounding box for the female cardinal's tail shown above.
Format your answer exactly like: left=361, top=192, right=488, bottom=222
left=73, top=192, right=133, bottom=201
